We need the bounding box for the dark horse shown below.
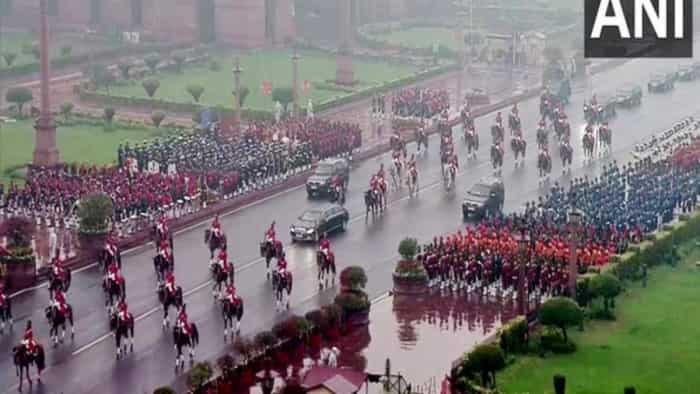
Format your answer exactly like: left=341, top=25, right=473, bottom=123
left=173, top=323, right=199, bottom=370
left=98, top=247, right=122, bottom=272
left=211, top=263, right=234, bottom=299
left=153, top=254, right=174, bottom=284
left=274, top=272, right=293, bottom=311
left=220, top=297, right=244, bottom=341
left=13, top=343, right=45, bottom=392
left=316, top=251, right=337, bottom=289
left=44, top=305, right=74, bottom=346
left=364, top=189, right=380, bottom=217
left=158, top=285, right=183, bottom=328
left=151, top=225, right=174, bottom=251
left=109, top=311, right=134, bottom=359
left=103, top=277, right=126, bottom=313
left=260, top=240, right=284, bottom=279
left=0, top=296, right=12, bottom=334
left=204, top=229, right=226, bottom=259
left=48, top=268, right=72, bottom=295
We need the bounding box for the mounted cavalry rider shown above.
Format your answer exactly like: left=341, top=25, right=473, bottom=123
left=511, top=103, right=519, bottom=118
left=210, top=214, right=222, bottom=239
left=177, top=304, right=192, bottom=337
left=22, top=320, right=38, bottom=356
left=104, top=235, right=119, bottom=263
left=164, top=271, right=177, bottom=298
left=377, top=163, right=385, bottom=181
left=448, top=153, right=459, bottom=172
left=217, top=247, right=233, bottom=278
left=277, top=252, right=288, bottom=272
left=319, top=234, right=331, bottom=259
left=0, top=283, right=7, bottom=310
left=52, top=288, right=69, bottom=316
left=117, top=298, right=130, bottom=322
left=156, top=215, right=169, bottom=238
left=158, top=239, right=172, bottom=263
left=224, top=283, right=239, bottom=306
left=495, top=112, right=503, bottom=128
left=106, top=260, right=125, bottom=288
left=265, top=222, right=276, bottom=246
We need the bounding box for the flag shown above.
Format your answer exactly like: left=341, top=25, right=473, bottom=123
left=262, top=81, right=273, bottom=96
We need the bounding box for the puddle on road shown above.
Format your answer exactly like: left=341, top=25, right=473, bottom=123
left=335, top=290, right=519, bottom=388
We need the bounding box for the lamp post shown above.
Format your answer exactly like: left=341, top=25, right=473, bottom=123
left=514, top=229, right=530, bottom=316
left=232, top=57, right=243, bottom=128
left=568, top=208, right=583, bottom=300
left=292, top=49, right=300, bottom=118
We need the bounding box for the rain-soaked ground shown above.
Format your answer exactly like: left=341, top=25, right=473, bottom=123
left=333, top=290, right=520, bottom=391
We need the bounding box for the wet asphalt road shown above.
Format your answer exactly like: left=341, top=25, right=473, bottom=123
left=2, top=54, right=699, bottom=394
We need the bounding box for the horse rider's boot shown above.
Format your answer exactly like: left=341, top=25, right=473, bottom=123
left=163, top=318, right=168, bottom=328
left=236, top=321, right=241, bottom=332
left=224, top=328, right=229, bottom=337
left=190, top=349, right=195, bottom=359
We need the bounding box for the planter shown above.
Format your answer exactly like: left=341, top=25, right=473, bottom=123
left=3, top=258, right=37, bottom=291
left=78, top=232, right=108, bottom=260
left=392, top=272, right=428, bottom=295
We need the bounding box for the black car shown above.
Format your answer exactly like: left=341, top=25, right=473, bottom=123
left=615, top=85, right=642, bottom=108
left=462, top=178, right=505, bottom=220
left=648, top=73, right=675, bottom=93
left=290, top=204, right=349, bottom=242
left=306, top=158, right=350, bottom=198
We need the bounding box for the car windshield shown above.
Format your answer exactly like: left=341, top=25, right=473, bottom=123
left=299, top=211, right=322, bottom=222
left=315, top=164, right=334, bottom=175
left=469, top=184, right=491, bottom=197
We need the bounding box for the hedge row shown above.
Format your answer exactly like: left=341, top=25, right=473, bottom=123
left=0, top=42, right=179, bottom=79
left=79, top=64, right=457, bottom=120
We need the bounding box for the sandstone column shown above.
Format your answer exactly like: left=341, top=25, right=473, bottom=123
left=233, top=57, right=243, bottom=128
left=33, top=0, right=59, bottom=167
left=292, top=49, right=300, bottom=117
left=335, top=0, right=354, bottom=86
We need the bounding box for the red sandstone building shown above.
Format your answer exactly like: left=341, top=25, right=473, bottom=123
left=7, top=0, right=434, bottom=48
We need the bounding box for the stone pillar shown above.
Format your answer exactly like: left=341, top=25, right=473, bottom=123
left=233, top=57, right=243, bottom=128
left=33, top=0, right=59, bottom=167
left=335, top=0, right=355, bottom=86
left=292, top=50, right=300, bottom=117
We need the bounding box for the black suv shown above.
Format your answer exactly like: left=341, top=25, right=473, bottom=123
left=290, top=204, right=350, bottom=242
left=462, top=178, right=505, bottom=220
left=306, top=158, right=350, bottom=198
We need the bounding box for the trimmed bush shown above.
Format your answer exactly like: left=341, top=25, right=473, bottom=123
left=187, top=361, right=213, bottom=389
left=144, top=53, right=161, bottom=73
left=339, top=266, right=367, bottom=291
left=334, top=291, right=370, bottom=312
left=5, top=87, right=33, bottom=116
left=186, top=84, right=205, bottom=103
left=151, top=111, right=166, bottom=128
left=3, top=52, right=17, bottom=67
left=459, top=344, right=506, bottom=389
left=398, top=237, right=418, bottom=260
left=539, top=297, right=584, bottom=343
left=590, top=273, right=622, bottom=313
left=142, top=79, right=160, bottom=98
left=498, top=316, right=527, bottom=354
left=77, top=193, right=113, bottom=234
left=153, top=387, right=176, bottom=394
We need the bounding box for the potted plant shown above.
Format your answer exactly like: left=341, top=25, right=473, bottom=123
left=0, top=216, right=37, bottom=290
left=187, top=361, right=213, bottom=393
left=393, top=238, right=428, bottom=294
left=76, top=193, right=113, bottom=259
left=335, top=266, right=371, bottom=327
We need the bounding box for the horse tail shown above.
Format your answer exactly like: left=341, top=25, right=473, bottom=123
left=238, top=300, right=244, bottom=320
left=35, top=346, right=45, bottom=371
left=191, top=323, right=199, bottom=346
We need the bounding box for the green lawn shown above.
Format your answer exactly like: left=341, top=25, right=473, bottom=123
left=99, top=49, right=418, bottom=111
left=369, top=27, right=460, bottom=51
left=497, top=246, right=700, bottom=394
left=0, top=118, right=163, bottom=185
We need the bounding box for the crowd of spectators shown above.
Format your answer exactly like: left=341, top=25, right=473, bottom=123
left=392, top=88, right=450, bottom=119
left=0, top=117, right=363, bottom=234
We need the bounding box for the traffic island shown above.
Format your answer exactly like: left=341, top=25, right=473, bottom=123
left=0, top=217, right=37, bottom=291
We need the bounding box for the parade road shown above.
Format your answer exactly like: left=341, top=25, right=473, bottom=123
left=2, top=54, right=698, bottom=393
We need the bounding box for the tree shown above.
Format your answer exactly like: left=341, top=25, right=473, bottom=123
left=117, top=62, right=132, bottom=80
left=103, top=107, right=116, bottom=124
left=152, top=387, right=175, bottom=394
left=144, top=53, right=161, bottom=73
left=60, top=45, right=72, bottom=57
left=86, top=64, right=115, bottom=92
left=171, top=50, right=187, bottom=73
left=461, top=344, right=506, bottom=388
left=2, top=52, right=16, bottom=67
left=271, top=87, right=294, bottom=113
left=77, top=193, right=113, bottom=234
left=142, top=79, right=160, bottom=98
left=539, top=297, right=584, bottom=343
left=5, top=86, right=33, bottom=116
left=590, top=273, right=622, bottom=312
left=186, top=84, right=204, bottom=102
left=60, top=102, right=74, bottom=120
left=151, top=111, right=166, bottom=128
left=187, top=361, right=212, bottom=390
left=234, top=86, right=250, bottom=108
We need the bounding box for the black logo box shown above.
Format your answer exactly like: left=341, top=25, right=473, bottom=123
left=585, top=0, right=693, bottom=58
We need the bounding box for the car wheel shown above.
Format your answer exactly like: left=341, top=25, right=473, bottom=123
left=340, top=220, right=347, bottom=232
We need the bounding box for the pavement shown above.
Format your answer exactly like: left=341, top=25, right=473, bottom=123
left=1, top=53, right=699, bottom=394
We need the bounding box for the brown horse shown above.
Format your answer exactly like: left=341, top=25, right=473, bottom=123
left=13, top=343, right=45, bottom=392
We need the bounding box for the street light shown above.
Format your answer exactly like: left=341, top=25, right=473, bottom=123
left=513, top=227, right=530, bottom=316
left=568, top=208, right=584, bottom=300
